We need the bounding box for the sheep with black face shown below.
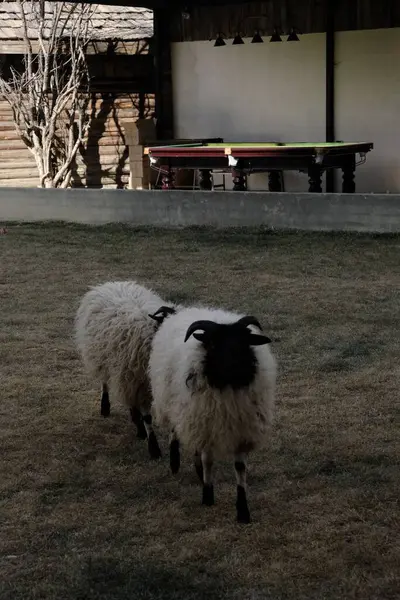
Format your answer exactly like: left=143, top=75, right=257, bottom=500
left=148, top=306, right=277, bottom=523
left=75, top=280, right=175, bottom=459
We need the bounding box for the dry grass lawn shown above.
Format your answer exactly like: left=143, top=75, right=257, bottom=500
left=1, top=223, right=399, bottom=600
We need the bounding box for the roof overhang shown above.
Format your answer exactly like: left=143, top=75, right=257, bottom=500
left=65, top=0, right=257, bottom=8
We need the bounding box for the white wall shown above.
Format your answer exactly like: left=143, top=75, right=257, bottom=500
left=336, top=29, right=400, bottom=193
left=171, top=28, right=400, bottom=193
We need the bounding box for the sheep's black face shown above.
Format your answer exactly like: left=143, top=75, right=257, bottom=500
left=188, top=323, right=270, bottom=391
left=202, top=327, right=258, bottom=390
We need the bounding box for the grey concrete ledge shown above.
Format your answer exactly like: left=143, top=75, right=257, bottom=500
left=0, top=187, right=399, bottom=233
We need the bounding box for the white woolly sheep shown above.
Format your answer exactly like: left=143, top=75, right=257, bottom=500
left=148, top=306, right=277, bottom=523
left=75, top=280, right=175, bottom=459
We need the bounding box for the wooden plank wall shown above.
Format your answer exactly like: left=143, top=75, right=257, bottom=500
left=0, top=98, right=35, bottom=187
left=0, top=93, right=155, bottom=188
left=171, top=0, right=400, bottom=41
left=74, top=93, right=155, bottom=189
left=0, top=42, right=155, bottom=188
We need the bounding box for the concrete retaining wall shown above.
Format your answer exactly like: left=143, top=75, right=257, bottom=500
left=0, top=187, right=399, bottom=233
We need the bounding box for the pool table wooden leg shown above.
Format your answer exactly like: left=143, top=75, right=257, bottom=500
left=268, top=171, right=282, bottom=192
left=308, top=165, right=322, bottom=193
left=232, top=170, right=247, bottom=191
left=198, top=169, right=213, bottom=190
left=162, top=168, right=175, bottom=190
left=342, top=155, right=356, bottom=193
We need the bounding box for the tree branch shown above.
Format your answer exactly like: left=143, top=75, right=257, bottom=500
left=0, top=1, right=95, bottom=187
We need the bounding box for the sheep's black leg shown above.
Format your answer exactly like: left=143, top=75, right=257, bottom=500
left=143, top=414, right=162, bottom=459
left=234, top=452, right=251, bottom=524
left=169, top=430, right=180, bottom=474
left=194, top=451, right=203, bottom=483
left=201, top=450, right=214, bottom=506
left=129, top=407, right=147, bottom=440
left=101, top=383, right=110, bottom=417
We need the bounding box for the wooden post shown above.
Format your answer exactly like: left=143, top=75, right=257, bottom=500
left=153, top=7, right=174, bottom=140
left=122, top=119, right=157, bottom=190
left=326, top=0, right=335, bottom=193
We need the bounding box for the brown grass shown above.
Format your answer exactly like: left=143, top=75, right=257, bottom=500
left=1, top=223, right=399, bottom=600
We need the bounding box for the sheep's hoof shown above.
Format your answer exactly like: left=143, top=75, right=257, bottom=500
left=170, top=440, right=180, bottom=474
left=101, top=392, right=110, bottom=417
left=236, top=508, right=251, bottom=524
left=195, top=462, right=203, bottom=483
left=100, top=403, right=110, bottom=417
left=236, top=486, right=251, bottom=523
left=148, top=432, right=162, bottom=459
left=202, top=484, right=214, bottom=506
left=136, top=421, right=147, bottom=440
left=130, top=408, right=147, bottom=439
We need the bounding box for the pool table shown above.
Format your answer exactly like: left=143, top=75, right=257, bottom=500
left=145, top=141, right=374, bottom=192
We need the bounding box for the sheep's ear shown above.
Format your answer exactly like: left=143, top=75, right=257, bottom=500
left=249, top=334, right=271, bottom=346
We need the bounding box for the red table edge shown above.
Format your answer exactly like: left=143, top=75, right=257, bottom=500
left=145, top=143, right=374, bottom=159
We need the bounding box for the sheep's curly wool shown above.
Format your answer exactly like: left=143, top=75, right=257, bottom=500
left=75, top=281, right=165, bottom=410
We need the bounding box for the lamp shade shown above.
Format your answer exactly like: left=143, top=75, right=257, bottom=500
left=287, top=29, right=300, bottom=41
left=270, top=29, right=282, bottom=42
left=251, top=31, right=264, bottom=43
left=232, top=33, right=245, bottom=45
left=214, top=34, right=226, bottom=47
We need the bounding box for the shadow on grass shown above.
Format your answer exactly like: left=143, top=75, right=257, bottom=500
left=71, top=559, right=229, bottom=600
left=2, top=558, right=236, bottom=600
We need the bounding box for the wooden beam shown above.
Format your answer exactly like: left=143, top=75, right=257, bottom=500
left=325, top=0, right=335, bottom=193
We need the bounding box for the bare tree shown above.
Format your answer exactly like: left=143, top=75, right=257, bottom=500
left=0, top=1, right=94, bottom=188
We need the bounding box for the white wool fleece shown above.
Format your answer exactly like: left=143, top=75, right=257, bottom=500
left=149, top=306, right=277, bottom=459
left=75, top=280, right=166, bottom=410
